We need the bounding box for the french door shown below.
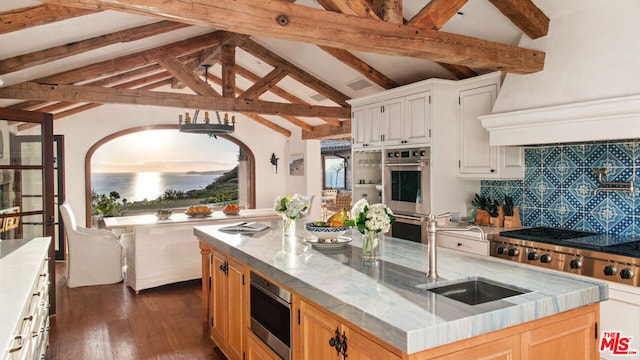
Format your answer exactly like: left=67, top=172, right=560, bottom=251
left=0, top=108, right=55, bottom=313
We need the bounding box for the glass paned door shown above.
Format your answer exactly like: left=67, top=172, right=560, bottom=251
left=0, top=108, right=55, bottom=312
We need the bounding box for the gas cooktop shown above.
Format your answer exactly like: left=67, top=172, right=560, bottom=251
left=498, top=226, right=640, bottom=258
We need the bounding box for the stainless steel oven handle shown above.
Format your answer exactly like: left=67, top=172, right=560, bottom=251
left=385, top=162, right=426, bottom=167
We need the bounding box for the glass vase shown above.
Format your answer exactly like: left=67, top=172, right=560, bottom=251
left=362, top=230, right=380, bottom=261
left=283, top=216, right=296, bottom=236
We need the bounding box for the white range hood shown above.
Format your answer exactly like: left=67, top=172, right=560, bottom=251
left=478, top=0, right=640, bottom=146
left=480, top=94, right=640, bottom=146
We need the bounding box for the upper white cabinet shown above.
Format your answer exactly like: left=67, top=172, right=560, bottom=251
left=352, top=102, right=383, bottom=149
left=457, top=75, right=524, bottom=179
left=350, top=87, right=431, bottom=149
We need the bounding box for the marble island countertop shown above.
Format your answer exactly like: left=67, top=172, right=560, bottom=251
left=194, top=222, right=608, bottom=354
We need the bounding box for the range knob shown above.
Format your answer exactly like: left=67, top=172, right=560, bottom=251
left=496, top=246, right=506, bottom=255
left=420, top=150, right=426, bottom=156
left=540, top=254, right=552, bottom=263
left=569, top=259, right=582, bottom=269
left=603, top=265, right=617, bottom=276
left=507, top=248, right=519, bottom=257
left=527, top=252, right=539, bottom=261
left=620, top=268, right=635, bottom=279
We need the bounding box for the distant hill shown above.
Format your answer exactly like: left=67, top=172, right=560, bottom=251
left=185, top=170, right=230, bottom=175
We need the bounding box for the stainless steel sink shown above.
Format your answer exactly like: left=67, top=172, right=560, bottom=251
left=419, top=277, right=530, bottom=305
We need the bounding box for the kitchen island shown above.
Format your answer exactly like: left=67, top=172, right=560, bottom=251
left=195, top=222, right=607, bottom=359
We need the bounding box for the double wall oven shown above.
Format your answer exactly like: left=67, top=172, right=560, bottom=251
left=384, top=147, right=430, bottom=243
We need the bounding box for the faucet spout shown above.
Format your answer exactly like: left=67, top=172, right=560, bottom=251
left=425, top=214, right=485, bottom=280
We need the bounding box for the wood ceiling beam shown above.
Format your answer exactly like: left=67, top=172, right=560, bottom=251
left=408, top=0, right=468, bottom=30
left=157, top=57, right=220, bottom=97
left=0, top=4, right=97, bottom=35
left=37, top=31, right=222, bottom=85
left=438, top=63, right=477, bottom=80
left=41, top=0, right=544, bottom=74
left=487, top=0, right=549, bottom=39
left=238, top=68, right=288, bottom=100
left=0, top=21, right=189, bottom=74
left=302, top=120, right=351, bottom=140
left=370, top=0, right=403, bottom=25
left=0, top=82, right=351, bottom=119
left=220, top=33, right=237, bottom=98
left=235, top=66, right=342, bottom=128
left=240, top=40, right=350, bottom=107
left=318, top=46, right=399, bottom=89
left=315, top=0, right=379, bottom=19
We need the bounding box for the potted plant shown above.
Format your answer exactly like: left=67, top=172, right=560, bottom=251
left=471, top=193, right=490, bottom=225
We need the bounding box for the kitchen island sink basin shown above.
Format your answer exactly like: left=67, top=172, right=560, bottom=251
left=418, top=277, right=530, bottom=305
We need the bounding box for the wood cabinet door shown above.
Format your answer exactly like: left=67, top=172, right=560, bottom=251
left=246, top=331, right=281, bottom=360
left=211, top=251, right=228, bottom=347
left=343, top=326, right=401, bottom=360
left=299, top=299, right=341, bottom=360
left=226, top=257, right=245, bottom=360
left=520, top=310, right=598, bottom=360
left=430, top=335, right=520, bottom=360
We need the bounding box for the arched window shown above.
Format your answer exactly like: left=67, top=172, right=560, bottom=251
left=84, top=126, right=255, bottom=219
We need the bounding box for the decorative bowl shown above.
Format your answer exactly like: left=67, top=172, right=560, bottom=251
left=305, top=222, right=349, bottom=240
left=185, top=206, right=213, bottom=217
left=223, top=209, right=240, bottom=216
left=155, top=211, right=172, bottom=220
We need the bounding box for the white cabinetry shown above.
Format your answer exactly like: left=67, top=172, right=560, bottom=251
left=438, top=232, right=489, bottom=256
left=457, top=73, right=524, bottom=179
left=600, top=282, right=640, bottom=359
left=2, top=238, right=51, bottom=360
left=352, top=102, right=382, bottom=149
left=382, top=92, right=431, bottom=148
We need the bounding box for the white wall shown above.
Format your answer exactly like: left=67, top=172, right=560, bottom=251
left=54, top=102, right=314, bottom=226
left=494, top=0, right=640, bottom=113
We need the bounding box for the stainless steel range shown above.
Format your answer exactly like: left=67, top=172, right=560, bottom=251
left=490, top=227, right=640, bottom=287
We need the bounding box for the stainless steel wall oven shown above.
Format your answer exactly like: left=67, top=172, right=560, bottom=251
left=249, top=271, right=292, bottom=360
left=384, top=147, right=430, bottom=243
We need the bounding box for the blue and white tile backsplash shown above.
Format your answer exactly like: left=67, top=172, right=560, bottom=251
left=480, top=141, right=640, bottom=236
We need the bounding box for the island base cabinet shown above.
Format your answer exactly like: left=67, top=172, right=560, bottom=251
left=210, top=249, right=245, bottom=360
left=246, top=331, right=282, bottom=360
left=416, top=303, right=599, bottom=360
left=297, top=299, right=400, bottom=360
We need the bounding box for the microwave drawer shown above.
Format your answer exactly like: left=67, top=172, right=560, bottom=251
left=438, top=233, right=489, bottom=256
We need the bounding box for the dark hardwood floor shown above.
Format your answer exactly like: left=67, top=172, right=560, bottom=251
left=49, top=261, right=226, bottom=359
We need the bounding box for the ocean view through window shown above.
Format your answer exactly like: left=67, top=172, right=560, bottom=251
left=90, top=129, right=253, bottom=214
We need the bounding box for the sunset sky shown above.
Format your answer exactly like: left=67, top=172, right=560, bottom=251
left=91, top=129, right=239, bottom=173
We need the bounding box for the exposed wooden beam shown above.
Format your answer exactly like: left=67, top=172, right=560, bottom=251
left=238, top=68, right=288, bottom=100
left=41, top=0, right=545, bottom=74
left=487, top=0, right=549, bottom=39
left=220, top=33, right=237, bottom=98
left=370, top=0, right=403, bottom=25
left=302, top=120, right=351, bottom=140
left=280, top=115, right=313, bottom=132
left=438, top=63, right=477, bottom=80
left=0, top=82, right=351, bottom=119
left=0, top=4, right=96, bottom=35
left=38, top=31, right=222, bottom=85
left=315, top=0, right=379, bottom=18
left=235, top=66, right=342, bottom=128
left=242, top=113, right=292, bottom=137
left=0, top=21, right=189, bottom=74
left=157, top=57, right=220, bottom=97
left=319, top=46, right=399, bottom=89
left=408, top=0, right=468, bottom=30
left=240, top=40, right=350, bottom=107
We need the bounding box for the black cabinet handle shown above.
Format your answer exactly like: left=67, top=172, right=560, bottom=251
left=329, top=327, right=342, bottom=355
left=341, top=331, right=348, bottom=358
left=219, top=262, right=228, bottom=274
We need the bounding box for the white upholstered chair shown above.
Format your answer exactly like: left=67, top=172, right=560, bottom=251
left=59, top=202, right=125, bottom=288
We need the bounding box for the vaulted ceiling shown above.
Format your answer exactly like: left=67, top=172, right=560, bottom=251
left=0, top=0, right=550, bottom=139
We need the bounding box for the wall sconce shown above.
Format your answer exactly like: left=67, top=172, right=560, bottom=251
left=270, top=153, right=279, bottom=174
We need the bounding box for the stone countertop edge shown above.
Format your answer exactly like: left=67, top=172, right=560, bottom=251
left=194, top=223, right=608, bottom=354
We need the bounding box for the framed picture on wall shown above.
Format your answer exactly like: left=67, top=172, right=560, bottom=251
left=289, top=153, right=304, bottom=176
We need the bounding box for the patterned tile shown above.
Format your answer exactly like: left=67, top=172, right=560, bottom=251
left=543, top=188, right=561, bottom=208
left=524, top=188, right=542, bottom=209
left=542, top=209, right=561, bottom=228
left=610, top=215, right=634, bottom=236
left=562, top=167, right=583, bottom=189
left=524, top=167, right=542, bottom=188
left=562, top=211, right=581, bottom=229
left=543, top=167, right=562, bottom=188
left=585, top=144, right=607, bottom=168
left=561, top=189, right=581, bottom=213
left=544, top=146, right=562, bottom=168
left=563, top=145, right=585, bottom=168
left=523, top=208, right=542, bottom=227
left=524, top=147, right=543, bottom=168
left=583, top=213, right=607, bottom=234
left=608, top=143, right=634, bottom=168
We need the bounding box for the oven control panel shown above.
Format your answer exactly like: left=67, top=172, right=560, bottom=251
left=385, top=147, right=429, bottom=162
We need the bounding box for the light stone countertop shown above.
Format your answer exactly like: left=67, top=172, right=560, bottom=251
left=194, top=221, right=607, bottom=354
left=0, top=237, right=50, bottom=357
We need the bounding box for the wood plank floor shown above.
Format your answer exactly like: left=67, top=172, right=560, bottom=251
left=48, top=261, right=227, bottom=359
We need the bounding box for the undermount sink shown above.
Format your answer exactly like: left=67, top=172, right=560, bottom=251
left=418, top=277, right=530, bottom=305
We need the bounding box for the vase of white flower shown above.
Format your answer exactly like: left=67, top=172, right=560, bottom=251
left=345, top=199, right=395, bottom=262
left=274, top=194, right=310, bottom=236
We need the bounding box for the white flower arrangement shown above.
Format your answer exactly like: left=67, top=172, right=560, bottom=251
left=346, top=198, right=395, bottom=234
left=274, top=194, right=310, bottom=219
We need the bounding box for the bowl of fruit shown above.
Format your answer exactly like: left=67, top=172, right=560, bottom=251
left=304, top=209, right=350, bottom=240
left=155, top=209, right=173, bottom=220
left=223, top=204, right=240, bottom=216
left=185, top=205, right=213, bottom=217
